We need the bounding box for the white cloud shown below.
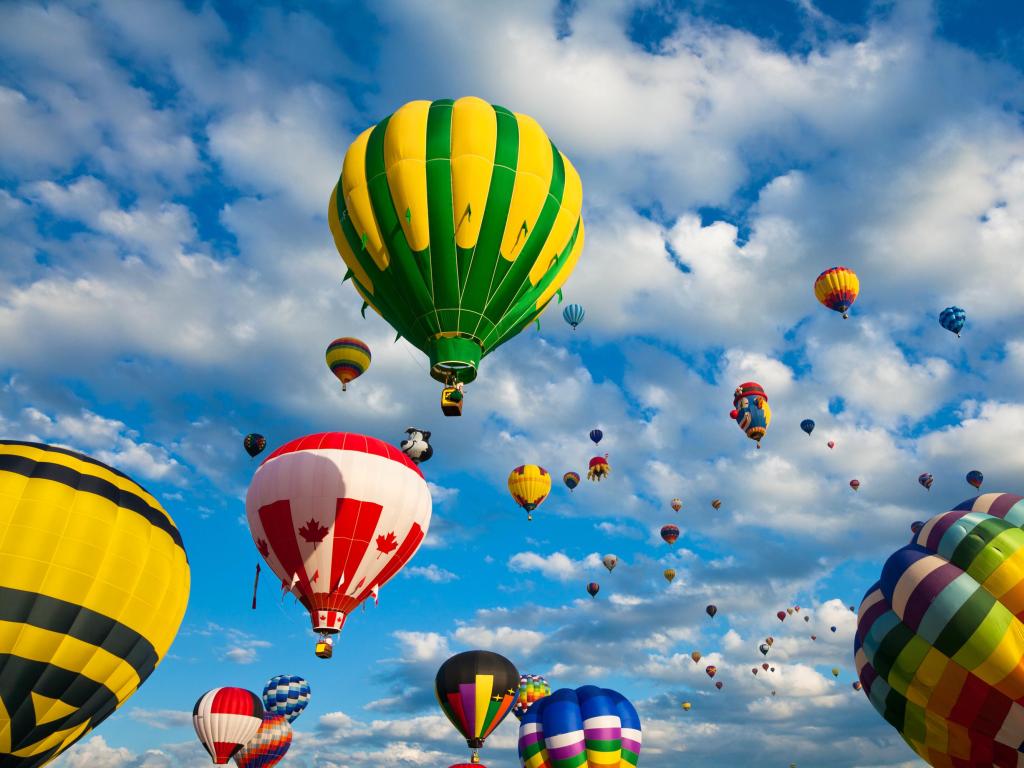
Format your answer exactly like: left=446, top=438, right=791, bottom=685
left=507, top=551, right=602, bottom=582
left=402, top=564, right=458, bottom=583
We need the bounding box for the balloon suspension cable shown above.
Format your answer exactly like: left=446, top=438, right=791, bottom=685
left=251, top=563, right=261, bottom=610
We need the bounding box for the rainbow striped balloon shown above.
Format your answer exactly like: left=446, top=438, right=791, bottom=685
left=514, top=674, right=551, bottom=720
left=325, top=337, right=371, bottom=391
left=518, top=685, right=641, bottom=768
left=233, top=713, right=291, bottom=768
left=855, top=493, right=1024, bottom=768
left=814, top=266, right=859, bottom=318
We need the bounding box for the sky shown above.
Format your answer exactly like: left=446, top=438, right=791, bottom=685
left=2, top=0, right=1024, bottom=766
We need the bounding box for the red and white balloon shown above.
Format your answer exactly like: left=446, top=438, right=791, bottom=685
left=193, top=687, right=264, bottom=764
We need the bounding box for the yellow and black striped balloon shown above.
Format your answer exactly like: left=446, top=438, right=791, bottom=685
left=0, top=441, right=190, bottom=767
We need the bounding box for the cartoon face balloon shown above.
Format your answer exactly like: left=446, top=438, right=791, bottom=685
left=730, top=382, right=771, bottom=447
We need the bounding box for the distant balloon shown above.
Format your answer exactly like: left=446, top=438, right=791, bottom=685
left=830, top=626, right=837, bottom=633
left=711, top=498, right=722, bottom=510
left=563, top=471, right=580, bottom=491
left=670, top=498, right=682, bottom=512
left=852, top=681, right=862, bottom=691
left=918, top=472, right=933, bottom=490
left=787, top=608, right=793, bottom=615
left=794, top=605, right=800, bottom=612
left=705, top=665, right=717, bottom=679
left=663, top=568, right=676, bottom=584
left=752, top=667, right=758, bottom=675
left=804, top=616, right=810, bottom=622
left=587, top=454, right=611, bottom=482
left=681, top=701, right=692, bottom=711
left=777, top=611, right=786, bottom=622
left=730, top=381, right=771, bottom=447
left=508, top=465, right=552, bottom=521
left=602, top=554, right=618, bottom=572
left=759, top=643, right=770, bottom=656
left=563, top=303, right=585, bottom=330
left=850, top=479, right=860, bottom=491
left=814, top=266, right=859, bottom=319
left=765, top=637, right=774, bottom=646
left=800, top=419, right=815, bottom=436
left=827, top=440, right=835, bottom=450
left=831, top=668, right=839, bottom=678
left=910, top=520, right=924, bottom=534
left=517, top=685, right=641, bottom=768
left=762, top=663, right=769, bottom=671
left=811, top=635, right=817, bottom=641
left=587, top=582, right=600, bottom=598
left=939, top=306, right=966, bottom=337
left=325, top=337, right=371, bottom=391
left=589, top=429, right=603, bottom=445
left=715, top=681, right=723, bottom=690
left=661, top=524, right=680, bottom=546
left=691, top=651, right=702, bottom=664
left=244, top=433, right=267, bottom=458
left=193, top=688, right=264, bottom=764
left=706, top=604, right=718, bottom=619
left=966, top=469, right=984, bottom=489
left=262, top=675, right=310, bottom=724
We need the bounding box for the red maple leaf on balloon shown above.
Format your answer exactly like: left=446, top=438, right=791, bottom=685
left=298, top=518, right=329, bottom=544
left=256, top=538, right=269, bottom=558
left=376, top=531, right=398, bottom=557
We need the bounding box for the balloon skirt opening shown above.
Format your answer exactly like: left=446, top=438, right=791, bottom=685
left=430, top=337, right=482, bottom=384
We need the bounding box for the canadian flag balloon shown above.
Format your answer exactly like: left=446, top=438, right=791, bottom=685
left=246, top=432, right=432, bottom=646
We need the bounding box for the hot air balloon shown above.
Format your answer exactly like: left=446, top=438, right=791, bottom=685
left=587, top=582, right=600, bottom=598
left=670, top=498, right=682, bottom=512
left=661, top=524, right=680, bottom=546
left=762, top=663, right=769, bottom=671
left=0, top=441, right=190, bottom=767
left=910, top=520, right=923, bottom=533
left=399, top=428, right=433, bottom=464
left=436, top=650, right=519, bottom=765
left=589, top=429, right=603, bottom=445
left=811, top=635, right=817, bottom=640
left=939, top=306, right=966, bottom=337
left=852, top=681, right=862, bottom=691
left=831, top=668, right=839, bottom=678
left=787, top=607, right=794, bottom=615
left=563, top=303, right=585, bottom=330
left=918, top=472, right=933, bottom=491
left=752, top=667, right=758, bottom=675
left=850, top=479, right=860, bottom=491
left=508, top=465, right=552, bottom=521
left=830, top=626, right=837, bottom=633
left=245, top=433, right=431, bottom=656
left=770, top=667, right=775, bottom=672
left=966, top=469, right=984, bottom=489
left=325, top=337, right=370, bottom=391
left=705, top=666, right=717, bottom=679
left=804, top=615, right=810, bottom=622
left=800, top=419, right=815, bottom=436
left=814, top=266, right=859, bottom=319
left=518, top=686, right=641, bottom=768
left=794, top=605, right=800, bottom=612
left=855, top=492, right=1024, bottom=767
left=715, top=681, right=723, bottom=690
left=766, top=637, right=774, bottom=646
left=329, top=97, right=585, bottom=412
left=759, top=643, right=769, bottom=656
left=602, top=554, right=618, bottom=572
left=193, top=688, right=264, bottom=764
left=245, top=433, right=267, bottom=458
left=730, top=382, right=771, bottom=447
left=681, top=701, right=691, bottom=711
left=706, top=604, right=718, bottom=619
left=827, top=440, right=835, bottom=449
left=777, top=611, right=786, bottom=621
left=233, top=713, right=292, bottom=768
left=563, top=471, right=580, bottom=492
left=262, top=675, right=311, bottom=724
left=587, top=455, right=610, bottom=481
left=663, top=568, right=676, bottom=584
left=691, top=651, right=701, bottom=664
left=711, top=498, right=722, bottom=510
left=513, top=674, right=551, bottom=721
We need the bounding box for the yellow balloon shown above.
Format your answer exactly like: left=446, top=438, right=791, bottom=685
left=663, top=569, right=676, bottom=584
left=0, top=441, right=190, bottom=766
left=681, top=701, right=692, bottom=711
left=813, top=266, right=860, bottom=319
left=507, top=465, right=552, bottom=521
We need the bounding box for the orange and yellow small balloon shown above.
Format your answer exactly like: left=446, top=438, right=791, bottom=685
left=325, top=337, right=370, bottom=391
left=813, top=266, right=859, bottom=319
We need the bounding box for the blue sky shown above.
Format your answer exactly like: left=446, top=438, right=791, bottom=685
left=2, top=1, right=1024, bottom=766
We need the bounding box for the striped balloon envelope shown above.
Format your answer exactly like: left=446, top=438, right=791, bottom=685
left=813, top=266, right=859, bottom=319
left=508, top=465, right=551, bottom=521
left=563, top=303, right=585, bottom=330
left=518, top=685, right=641, bottom=768
left=325, top=337, right=371, bottom=391
left=514, top=674, right=552, bottom=720
left=261, top=675, right=310, bottom=724
left=0, top=441, right=190, bottom=768
left=233, top=713, right=291, bottom=768
left=855, top=493, right=1024, bottom=767
left=435, top=650, right=519, bottom=762
left=193, top=687, right=264, bottom=764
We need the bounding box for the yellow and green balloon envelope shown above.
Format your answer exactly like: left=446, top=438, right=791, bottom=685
left=0, top=441, right=190, bottom=767
left=328, top=96, right=585, bottom=386
left=518, top=685, right=641, bottom=768
left=855, top=493, right=1024, bottom=768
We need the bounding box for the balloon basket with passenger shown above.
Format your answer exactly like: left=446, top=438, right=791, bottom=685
left=314, top=633, right=334, bottom=659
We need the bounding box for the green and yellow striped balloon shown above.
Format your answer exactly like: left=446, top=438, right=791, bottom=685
left=0, top=441, right=190, bottom=767
left=328, top=96, right=584, bottom=385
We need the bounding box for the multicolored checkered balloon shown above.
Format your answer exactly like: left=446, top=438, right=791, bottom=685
left=514, top=674, right=551, bottom=720
left=518, top=685, right=641, bottom=768
left=262, top=675, right=311, bottom=724
left=855, top=493, right=1024, bottom=768
left=233, top=713, right=291, bottom=768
